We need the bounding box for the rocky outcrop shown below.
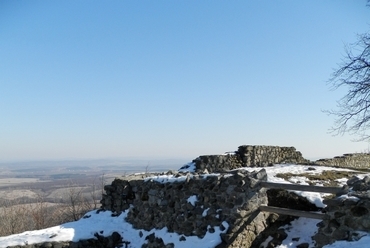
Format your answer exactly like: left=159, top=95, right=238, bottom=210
left=101, top=169, right=270, bottom=247
left=251, top=189, right=321, bottom=247
left=314, top=176, right=370, bottom=247
left=315, top=153, right=370, bottom=169
left=187, top=145, right=310, bottom=173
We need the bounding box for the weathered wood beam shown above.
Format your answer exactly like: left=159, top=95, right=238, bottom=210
left=260, top=181, right=347, bottom=194
left=259, top=205, right=325, bottom=220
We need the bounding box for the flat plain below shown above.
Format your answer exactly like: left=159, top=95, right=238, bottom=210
left=0, top=159, right=183, bottom=203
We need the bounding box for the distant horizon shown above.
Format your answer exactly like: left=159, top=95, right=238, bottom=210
left=1, top=146, right=367, bottom=164
left=0, top=157, right=190, bottom=166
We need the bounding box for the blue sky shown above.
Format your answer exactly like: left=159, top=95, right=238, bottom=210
left=1, top=0, right=370, bottom=162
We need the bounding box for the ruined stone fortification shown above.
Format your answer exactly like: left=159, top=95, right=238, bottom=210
left=314, top=176, right=370, bottom=247
left=101, top=169, right=269, bottom=247
left=188, top=145, right=311, bottom=173
left=315, top=153, right=370, bottom=169
left=188, top=145, right=370, bottom=172
left=7, top=145, right=370, bottom=248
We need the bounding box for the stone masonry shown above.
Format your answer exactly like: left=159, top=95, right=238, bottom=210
left=101, top=169, right=270, bottom=247
left=315, top=153, right=370, bottom=169
left=314, top=176, right=370, bottom=247
left=7, top=145, right=370, bottom=248
left=188, top=145, right=311, bottom=173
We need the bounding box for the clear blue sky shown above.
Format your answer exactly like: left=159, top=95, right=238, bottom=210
left=1, top=0, right=370, bottom=162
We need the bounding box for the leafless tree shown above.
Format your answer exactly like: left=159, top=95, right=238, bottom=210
left=0, top=199, right=30, bottom=236
left=327, top=31, right=370, bottom=140
left=145, top=162, right=150, bottom=176
left=100, top=173, right=106, bottom=196
left=30, top=193, right=48, bottom=230
left=62, top=183, right=91, bottom=221
left=0, top=178, right=105, bottom=236
left=90, top=174, right=105, bottom=210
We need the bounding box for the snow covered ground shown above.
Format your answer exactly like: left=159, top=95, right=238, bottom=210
left=0, top=164, right=369, bottom=248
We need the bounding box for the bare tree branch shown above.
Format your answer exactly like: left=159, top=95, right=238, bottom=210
left=326, top=32, right=370, bottom=141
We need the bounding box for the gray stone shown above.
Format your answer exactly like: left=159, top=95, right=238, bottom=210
left=315, top=153, right=370, bottom=169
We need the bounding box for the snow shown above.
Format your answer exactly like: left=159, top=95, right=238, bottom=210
left=274, top=218, right=321, bottom=248
left=202, top=208, right=210, bottom=217
left=238, top=164, right=355, bottom=208
left=179, top=162, right=196, bottom=172
left=0, top=209, right=229, bottom=248
left=323, top=233, right=370, bottom=248
left=0, top=163, right=369, bottom=247
left=337, top=194, right=360, bottom=202
left=145, top=174, right=191, bottom=183
left=145, top=173, right=222, bottom=184
left=187, top=195, right=198, bottom=206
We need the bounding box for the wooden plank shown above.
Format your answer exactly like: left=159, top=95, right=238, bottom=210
left=259, top=205, right=325, bottom=220
left=260, top=181, right=347, bottom=194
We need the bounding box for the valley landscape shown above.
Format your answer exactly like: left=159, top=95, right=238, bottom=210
left=0, top=159, right=184, bottom=236
left=0, top=159, right=183, bottom=201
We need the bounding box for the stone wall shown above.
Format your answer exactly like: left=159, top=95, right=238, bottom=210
left=315, top=153, right=370, bottom=169
left=188, top=145, right=310, bottom=173
left=101, top=169, right=270, bottom=247
left=9, top=145, right=370, bottom=248
left=314, top=176, right=370, bottom=247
